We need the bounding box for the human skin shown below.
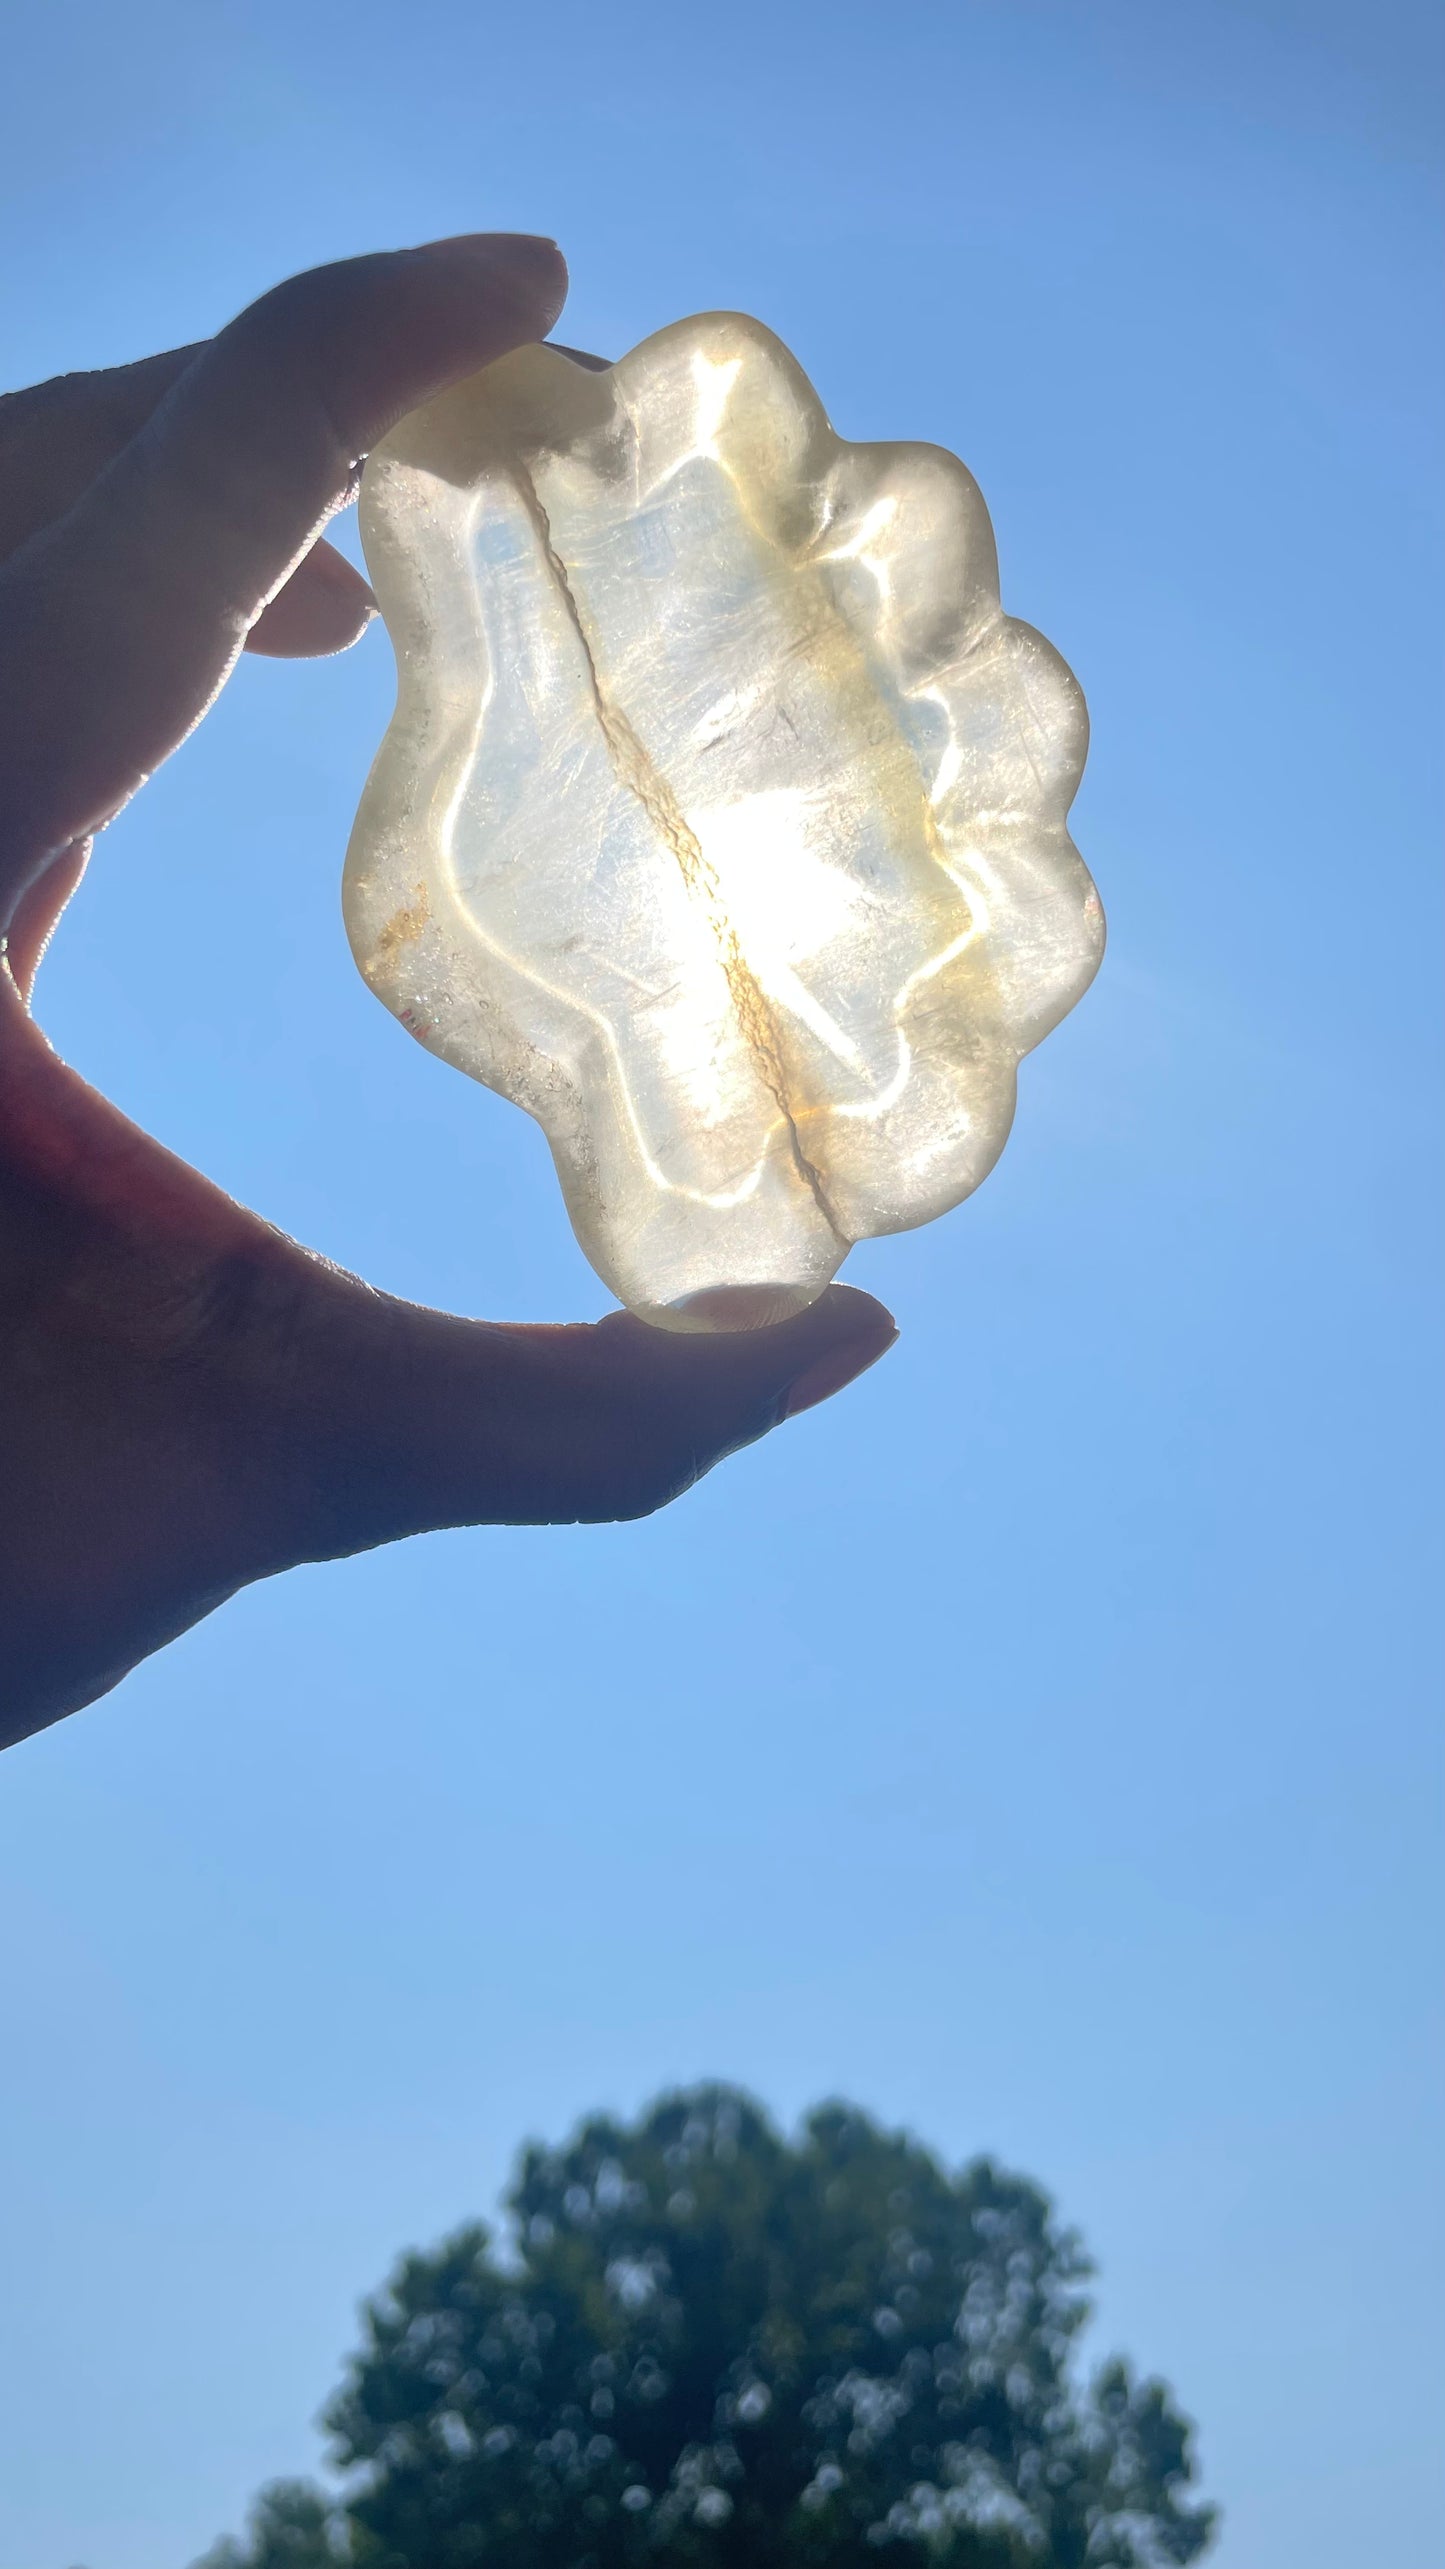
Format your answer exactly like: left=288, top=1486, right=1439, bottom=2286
left=0, top=237, right=896, bottom=1747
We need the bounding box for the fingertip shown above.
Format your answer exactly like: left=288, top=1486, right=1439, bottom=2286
left=649, top=1281, right=898, bottom=1500
left=413, top=231, right=569, bottom=334
left=592, top=1280, right=894, bottom=1371
left=777, top=1295, right=898, bottom=1419
left=796, top=1279, right=897, bottom=1338
left=223, top=234, right=571, bottom=468
left=586, top=1280, right=898, bottom=1470
left=244, top=539, right=377, bottom=658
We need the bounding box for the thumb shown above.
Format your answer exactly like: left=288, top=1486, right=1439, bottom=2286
left=270, top=1279, right=900, bottom=1557
left=1, top=992, right=894, bottom=1737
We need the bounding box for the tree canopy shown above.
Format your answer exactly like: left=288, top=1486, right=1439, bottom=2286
left=198, top=2087, right=1214, bottom=2569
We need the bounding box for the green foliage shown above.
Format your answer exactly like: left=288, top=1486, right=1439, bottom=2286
left=197, top=2089, right=1215, bottom=2569
left=193, top=2479, right=347, bottom=2569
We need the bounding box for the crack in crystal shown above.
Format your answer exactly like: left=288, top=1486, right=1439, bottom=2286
left=510, top=461, right=846, bottom=1243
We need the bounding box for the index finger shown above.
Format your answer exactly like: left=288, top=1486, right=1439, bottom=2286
left=0, top=234, right=567, bottom=918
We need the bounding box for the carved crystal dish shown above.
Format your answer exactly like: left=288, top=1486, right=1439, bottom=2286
left=344, top=316, right=1103, bottom=1329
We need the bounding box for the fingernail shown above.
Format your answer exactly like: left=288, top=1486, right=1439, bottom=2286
left=420, top=232, right=567, bottom=311
left=781, top=1323, right=898, bottom=1421
left=428, top=231, right=561, bottom=254
left=549, top=341, right=613, bottom=372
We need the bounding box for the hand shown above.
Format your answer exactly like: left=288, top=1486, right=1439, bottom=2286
left=0, top=239, right=896, bottom=1746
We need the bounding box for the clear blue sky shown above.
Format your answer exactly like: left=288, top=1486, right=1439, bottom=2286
left=1, top=3, right=1440, bottom=2562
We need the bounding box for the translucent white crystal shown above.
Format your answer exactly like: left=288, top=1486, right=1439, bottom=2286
left=344, top=315, right=1103, bottom=1329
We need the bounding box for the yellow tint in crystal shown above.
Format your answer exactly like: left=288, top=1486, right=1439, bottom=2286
left=344, top=315, right=1103, bottom=1329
